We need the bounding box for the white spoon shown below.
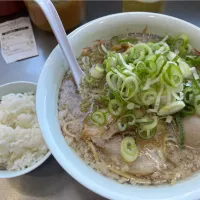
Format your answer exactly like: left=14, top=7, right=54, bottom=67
left=34, top=0, right=84, bottom=86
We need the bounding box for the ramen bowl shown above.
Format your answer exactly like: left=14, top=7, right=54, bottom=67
left=36, top=12, right=200, bottom=200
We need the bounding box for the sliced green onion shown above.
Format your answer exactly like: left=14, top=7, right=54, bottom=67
left=134, top=43, right=153, bottom=56
left=91, top=111, right=106, bottom=125
left=128, top=43, right=152, bottom=63
left=156, top=55, right=167, bottom=75
left=181, top=104, right=195, bottom=116
left=174, top=34, right=188, bottom=48
left=146, top=61, right=170, bottom=87
left=183, top=87, right=195, bottom=104
left=147, top=41, right=154, bottom=47
left=138, top=128, right=156, bottom=140
left=133, top=93, right=145, bottom=106
left=106, top=72, right=117, bottom=90
left=85, top=75, right=94, bottom=84
left=106, top=72, right=123, bottom=91
left=167, top=51, right=177, bottom=61
left=99, top=108, right=109, bottom=114
left=186, top=56, right=200, bottom=67
left=155, top=42, right=170, bottom=55
left=111, top=90, right=126, bottom=104
left=145, top=54, right=157, bottom=62
left=136, top=116, right=152, bottom=123
left=136, top=61, right=146, bottom=74
left=161, top=63, right=183, bottom=88
left=133, top=51, right=145, bottom=64
left=137, top=60, right=157, bottom=79
left=120, top=76, right=139, bottom=101
left=141, top=88, right=157, bottom=106
left=117, top=114, right=136, bottom=131
left=120, top=114, right=136, bottom=126
left=154, top=84, right=164, bottom=111
left=112, top=68, right=126, bottom=80
left=190, top=67, right=199, bottom=80
left=147, top=109, right=157, bottom=113
left=117, top=121, right=127, bottom=131
left=172, top=34, right=188, bottom=56
left=166, top=36, right=174, bottom=45
left=120, top=137, right=138, bottom=162
left=186, top=44, right=192, bottom=53
left=177, top=59, right=192, bottom=79
left=127, top=103, right=134, bottom=110
left=143, top=78, right=151, bottom=90
left=118, top=53, right=134, bottom=70
left=150, top=43, right=160, bottom=51
left=158, top=101, right=185, bottom=116
left=172, top=91, right=183, bottom=101
left=90, top=64, right=104, bottom=79
left=173, top=83, right=184, bottom=93
left=141, top=116, right=158, bottom=130
left=122, top=69, right=136, bottom=77
left=161, top=35, right=169, bottom=43
left=81, top=33, right=197, bottom=133
left=105, top=57, right=117, bottom=72
left=146, top=61, right=157, bottom=75
left=108, top=99, right=123, bottom=116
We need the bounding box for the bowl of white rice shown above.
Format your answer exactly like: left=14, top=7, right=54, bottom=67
left=0, top=81, right=50, bottom=178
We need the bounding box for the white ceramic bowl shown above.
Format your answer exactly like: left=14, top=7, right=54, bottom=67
left=0, top=81, right=51, bottom=178
left=36, top=13, right=200, bottom=200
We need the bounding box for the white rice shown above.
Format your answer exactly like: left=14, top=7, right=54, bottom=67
left=0, top=92, right=48, bottom=171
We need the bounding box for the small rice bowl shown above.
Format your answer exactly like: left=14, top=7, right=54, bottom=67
left=0, top=92, right=48, bottom=171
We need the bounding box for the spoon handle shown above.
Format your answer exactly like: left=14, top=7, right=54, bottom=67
left=34, top=0, right=84, bottom=86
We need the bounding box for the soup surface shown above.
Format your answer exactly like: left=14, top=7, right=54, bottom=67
left=58, top=33, right=200, bottom=185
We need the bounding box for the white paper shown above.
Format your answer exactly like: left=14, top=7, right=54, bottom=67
left=0, top=17, right=38, bottom=64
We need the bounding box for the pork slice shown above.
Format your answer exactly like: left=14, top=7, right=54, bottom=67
left=102, top=135, right=165, bottom=176
left=102, top=122, right=119, bottom=140
left=104, top=135, right=122, bottom=155
left=82, top=124, right=104, bottom=138
left=129, top=147, right=166, bottom=175
left=165, top=142, right=181, bottom=164
left=82, top=116, right=119, bottom=143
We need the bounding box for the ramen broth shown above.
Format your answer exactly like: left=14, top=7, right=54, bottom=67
left=58, top=33, right=200, bottom=185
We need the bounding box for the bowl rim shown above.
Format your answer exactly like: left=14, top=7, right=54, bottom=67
left=0, top=81, right=51, bottom=178
left=37, top=12, right=200, bottom=200
left=0, top=81, right=36, bottom=89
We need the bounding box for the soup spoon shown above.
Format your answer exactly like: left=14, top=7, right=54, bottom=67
left=34, top=0, right=84, bottom=86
